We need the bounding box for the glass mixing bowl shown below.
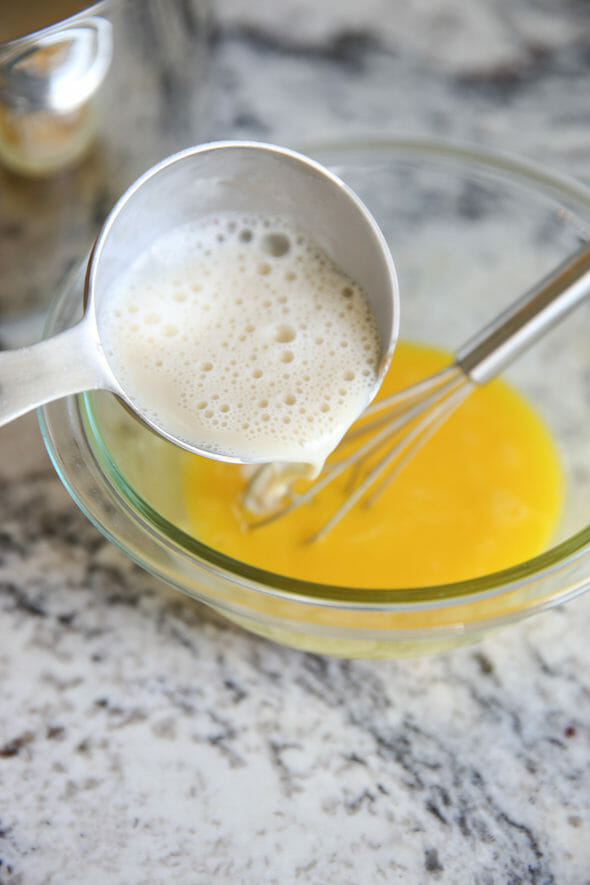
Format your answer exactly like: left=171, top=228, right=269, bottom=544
left=39, top=138, right=590, bottom=658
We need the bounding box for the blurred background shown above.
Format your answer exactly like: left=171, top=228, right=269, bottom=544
left=1, top=0, right=587, bottom=343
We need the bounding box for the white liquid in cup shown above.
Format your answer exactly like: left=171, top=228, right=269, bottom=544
left=98, top=211, right=382, bottom=472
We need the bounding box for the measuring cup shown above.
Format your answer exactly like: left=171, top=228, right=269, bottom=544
left=0, top=140, right=399, bottom=462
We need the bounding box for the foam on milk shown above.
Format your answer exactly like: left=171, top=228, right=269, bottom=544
left=98, top=212, right=382, bottom=470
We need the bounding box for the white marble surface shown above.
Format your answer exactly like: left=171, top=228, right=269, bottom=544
left=1, top=1, right=590, bottom=883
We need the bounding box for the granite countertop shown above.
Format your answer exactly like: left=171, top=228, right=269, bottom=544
left=1, top=1, right=590, bottom=883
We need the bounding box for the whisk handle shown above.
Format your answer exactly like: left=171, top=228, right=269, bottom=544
left=455, top=241, right=590, bottom=384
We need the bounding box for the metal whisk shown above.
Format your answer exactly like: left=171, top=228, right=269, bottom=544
left=244, top=241, right=590, bottom=541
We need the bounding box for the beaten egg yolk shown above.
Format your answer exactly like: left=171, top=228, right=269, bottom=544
left=183, top=341, right=564, bottom=587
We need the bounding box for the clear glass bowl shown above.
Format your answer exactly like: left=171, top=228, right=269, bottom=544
left=39, top=138, right=590, bottom=658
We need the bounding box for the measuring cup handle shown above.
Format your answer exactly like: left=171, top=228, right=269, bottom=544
left=0, top=318, right=110, bottom=427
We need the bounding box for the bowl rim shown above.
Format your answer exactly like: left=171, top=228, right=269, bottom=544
left=39, top=135, right=590, bottom=615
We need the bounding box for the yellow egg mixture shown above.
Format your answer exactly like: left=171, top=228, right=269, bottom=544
left=182, top=341, right=564, bottom=587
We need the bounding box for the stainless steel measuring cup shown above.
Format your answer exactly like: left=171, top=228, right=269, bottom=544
left=0, top=141, right=400, bottom=462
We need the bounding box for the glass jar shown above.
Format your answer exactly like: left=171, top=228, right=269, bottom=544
left=0, top=0, right=213, bottom=342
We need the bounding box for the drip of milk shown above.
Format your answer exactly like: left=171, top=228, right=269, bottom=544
left=98, top=211, right=381, bottom=472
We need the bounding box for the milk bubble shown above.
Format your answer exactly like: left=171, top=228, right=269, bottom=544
left=98, top=211, right=382, bottom=469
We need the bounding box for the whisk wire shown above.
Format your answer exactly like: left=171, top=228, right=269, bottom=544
left=248, top=365, right=472, bottom=541
left=244, top=241, right=590, bottom=541
left=361, top=364, right=462, bottom=420
left=308, top=373, right=472, bottom=541
left=363, top=380, right=473, bottom=508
